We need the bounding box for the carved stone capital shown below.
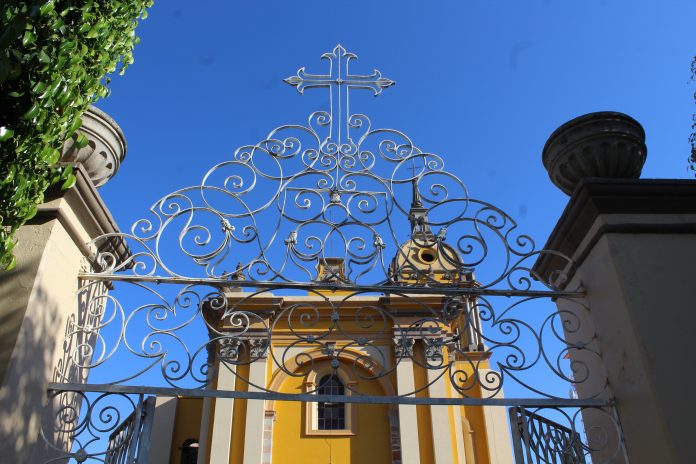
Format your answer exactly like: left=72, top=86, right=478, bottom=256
left=393, top=336, right=415, bottom=358
left=424, top=338, right=445, bottom=361
left=218, top=338, right=241, bottom=362
left=248, top=338, right=269, bottom=359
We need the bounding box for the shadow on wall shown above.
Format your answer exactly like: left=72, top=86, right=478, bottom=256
left=0, top=278, right=61, bottom=462
left=0, top=266, right=108, bottom=462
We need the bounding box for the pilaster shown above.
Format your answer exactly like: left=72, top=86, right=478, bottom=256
left=209, top=339, right=241, bottom=464
left=243, top=338, right=269, bottom=464
left=392, top=334, right=420, bottom=464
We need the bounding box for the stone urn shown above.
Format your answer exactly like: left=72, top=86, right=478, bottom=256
left=61, top=105, right=127, bottom=187
left=542, top=111, right=647, bottom=195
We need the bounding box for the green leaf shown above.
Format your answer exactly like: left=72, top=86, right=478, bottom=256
left=40, top=146, right=61, bottom=164
left=3, top=256, right=17, bottom=271
left=22, top=30, right=36, bottom=46
left=24, top=205, right=38, bottom=220
left=75, top=132, right=89, bottom=148
left=0, top=126, right=14, bottom=141
left=61, top=172, right=77, bottom=190
left=39, top=0, right=56, bottom=16
left=22, top=103, right=40, bottom=120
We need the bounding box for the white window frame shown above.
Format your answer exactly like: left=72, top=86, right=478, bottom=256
left=304, top=364, right=357, bottom=436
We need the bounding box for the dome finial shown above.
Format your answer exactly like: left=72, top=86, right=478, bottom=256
left=408, top=178, right=431, bottom=237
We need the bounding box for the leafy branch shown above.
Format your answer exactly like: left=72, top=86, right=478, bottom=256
left=0, top=0, right=152, bottom=270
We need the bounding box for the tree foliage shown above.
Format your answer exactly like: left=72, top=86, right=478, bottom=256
left=0, top=0, right=152, bottom=270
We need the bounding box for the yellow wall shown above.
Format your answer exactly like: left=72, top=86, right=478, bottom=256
left=169, top=398, right=203, bottom=464
left=271, top=362, right=392, bottom=464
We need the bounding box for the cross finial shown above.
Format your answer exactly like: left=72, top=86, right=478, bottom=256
left=284, top=45, right=395, bottom=147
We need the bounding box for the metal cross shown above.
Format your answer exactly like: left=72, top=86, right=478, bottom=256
left=284, top=44, right=395, bottom=148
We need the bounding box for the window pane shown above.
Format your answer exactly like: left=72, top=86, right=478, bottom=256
left=317, top=375, right=346, bottom=430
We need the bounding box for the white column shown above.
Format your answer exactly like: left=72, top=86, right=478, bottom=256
left=425, top=343, right=458, bottom=464
left=146, top=396, right=177, bottom=463
left=197, top=398, right=212, bottom=464
left=480, top=368, right=514, bottom=464
left=209, top=339, right=241, bottom=464
left=451, top=404, right=468, bottom=464
left=394, top=336, right=420, bottom=464
left=243, top=339, right=269, bottom=464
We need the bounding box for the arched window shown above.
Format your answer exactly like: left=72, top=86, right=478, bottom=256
left=317, top=374, right=345, bottom=430
left=180, top=438, right=198, bottom=464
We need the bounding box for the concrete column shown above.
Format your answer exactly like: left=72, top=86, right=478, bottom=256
left=147, top=396, right=177, bottom=463
left=424, top=343, right=459, bottom=464
left=478, top=368, right=513, bottom=464
left=534, top=179, right=696, bottom=463
left=243, top=339, right=269, bottom=464
left=197, top=397, right=212, bottom=464
left=393, top=336, right=420, bottom=464
left=209, top=357, right=238, bottom=464
left=451, top=403, right=468, bottom=464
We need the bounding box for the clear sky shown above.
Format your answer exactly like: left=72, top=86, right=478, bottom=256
left=98, top=0, right=696, bottom=246
left=87, top=0, right=695, bottom=395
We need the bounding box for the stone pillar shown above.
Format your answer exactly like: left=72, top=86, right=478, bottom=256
left=147, top=396, right=178, bottom=463
left=209, top=339, right=241, bottom=464
left=197, top=397, right=212, bottom=464
left=243, top=338, right=269, bottom=464
left=449, top=388, right=468, bottom=464
left=393, top=335, right=421, bottom=464
left=0, top=106, right=127, bottom=462
left=423, top=341, right=459, bottom=464
left=534, top=179, right=696, bottom=463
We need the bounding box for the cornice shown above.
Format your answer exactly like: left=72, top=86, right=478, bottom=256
left=533, top=178, right=696, bottom=285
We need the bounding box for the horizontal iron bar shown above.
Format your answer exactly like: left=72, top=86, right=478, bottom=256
left=48, top=383, right=610, bottom=408
left=77, top=273, right=585, bottom=298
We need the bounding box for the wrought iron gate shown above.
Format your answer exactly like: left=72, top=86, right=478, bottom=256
left=42, top=45, right=627, bottom=463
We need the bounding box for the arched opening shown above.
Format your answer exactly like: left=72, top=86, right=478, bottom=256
left=180, top=438, right=199, bottom=464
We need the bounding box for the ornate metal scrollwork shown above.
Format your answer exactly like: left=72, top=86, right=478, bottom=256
left=49, top=45, right=624, bottom=463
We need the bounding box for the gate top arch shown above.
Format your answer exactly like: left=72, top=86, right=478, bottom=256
left=87, top=44, right=576, bottom=295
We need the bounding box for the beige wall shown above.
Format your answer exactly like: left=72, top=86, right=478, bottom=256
left=0, top=167, right=125, bottom=462
left=564, top=217, right=696, bottom=463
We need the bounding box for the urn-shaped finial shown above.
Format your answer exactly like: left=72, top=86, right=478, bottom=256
left=542, top=111, right=647, bottom=195
left=61, top=106, right=127, bottom=187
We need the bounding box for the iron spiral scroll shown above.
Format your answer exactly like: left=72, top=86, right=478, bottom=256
left=46, top=45, right=626, bottom=463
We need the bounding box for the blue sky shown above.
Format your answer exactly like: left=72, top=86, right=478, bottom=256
left=99, top=0, right=696, bottom=246
left=87, top=0, right=695, bottom=393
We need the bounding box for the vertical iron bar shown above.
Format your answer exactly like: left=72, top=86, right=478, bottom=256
left=136, top=397, right=156, bottom=463
left=126, top=394, right=144, bottom=463
left=509, top=407, right=526, bottom=464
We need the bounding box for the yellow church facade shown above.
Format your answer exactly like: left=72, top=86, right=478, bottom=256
left=145, top=246, right=514, bottom=464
